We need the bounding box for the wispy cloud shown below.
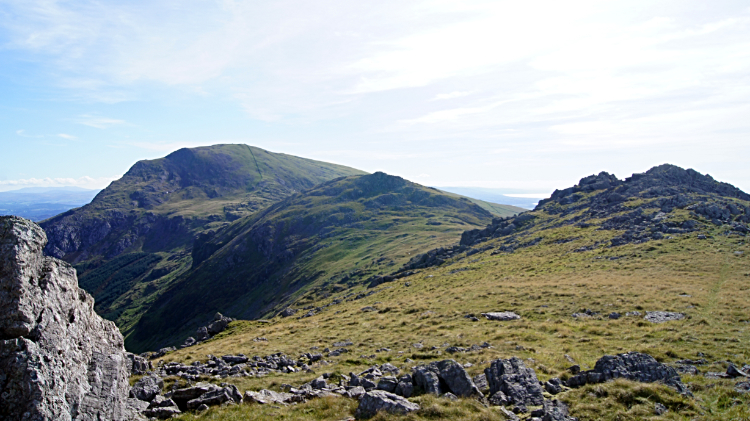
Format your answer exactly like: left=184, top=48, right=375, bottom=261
left=16, top=129, right=43, bottom=138
left=57, top=133, right=77, bottom=139
left=433, top=91, right=473, bottom=100
left=75, top=114, right=125, bottom=129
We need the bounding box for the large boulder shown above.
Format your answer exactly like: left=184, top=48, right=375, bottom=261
left=0, top=216, right=143, bottom=421
left=130, top=375, right=164, bottom=402
left=567, top=352, right=691, bottom=395
left=485, top=357, right=544, bottom=406
left=355, top=390, right=420, bottom=419
left=412, top=359, right=482, bottom=398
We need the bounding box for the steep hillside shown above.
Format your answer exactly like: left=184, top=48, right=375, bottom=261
left=129, top=172, right=495, bottom=351
left=148, top=164, right=748, bottom=421
left=39, top=144, right=364, bottom=342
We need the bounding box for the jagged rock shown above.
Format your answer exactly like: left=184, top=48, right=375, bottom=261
left=675, top=364, right=699, bottom=375
left=736, top=381, right=750, bottom=393
left=186, top=385, right=242, bottom=410
left=485, top=357, right=545, bottom=406
left=413, top=365, right=443, bottom=394
left=488, top=391, right=511, bottom=406
left=127, top=352, right=152, bottom=375
left=130, top=374, right=164, bottom=402
left=0, top=216, right=144, bottom=421
left=181, top=337, right=196, bottom=348
left=412, top=359, right=482, bottom=398
left=567, top=352, right=691, bottom=395
left=171, top=383, right=222, bottom=410
left=544, top=378, right=563, bottom=395
left=645, top=311, right=686, bottom=323
left=244, top=389, right=296, bottom=405
left=727, top=364, right=749, bottom=378
left=355, top=390, right=420, bottom=419
left=473, top=373, right=488, bottom=393
left=394, top=377, right=414, bottom=398
left=346, top=386, right=367, bottom=399
left=195, top=326, right=209, bottom=341
left=376, top=376, right=399, bottom=393
left=482, top=311, right=521, bottom=321
left=207, top=312, right=233, bottom=335
left=311, top=376, right=328, bottom=389
left=280, top=307, right=298, bottom=317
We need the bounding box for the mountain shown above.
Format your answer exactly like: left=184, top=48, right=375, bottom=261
left=38, top=144, right=365, bottom=345
left=128, top=172, right=495, bottom=351
left=0, top=187, right=101, bottom=221
left=146, top=163, right=749, bottom=421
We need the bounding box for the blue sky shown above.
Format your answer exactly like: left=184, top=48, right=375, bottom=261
left=1, top=0, right=749, bottom=195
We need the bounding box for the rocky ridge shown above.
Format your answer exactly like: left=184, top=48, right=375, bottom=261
left=0, top=216, right=141, bottom=420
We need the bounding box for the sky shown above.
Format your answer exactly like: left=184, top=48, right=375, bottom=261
left=1, top=0, right=749, bottom=196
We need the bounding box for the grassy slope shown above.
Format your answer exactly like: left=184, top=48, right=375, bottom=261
left=129, top=173, right=495, bottom=351
left=41, top=144, right=365, bottom=345
left=153, top=175, right=749, bottom=420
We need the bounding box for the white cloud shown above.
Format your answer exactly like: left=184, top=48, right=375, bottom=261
left=433, top=91, right=472, bottom=100
left=57, top=133, right=77, bottom=139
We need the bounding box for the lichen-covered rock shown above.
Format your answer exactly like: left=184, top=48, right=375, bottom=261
left=412, top=359, right=482, bottom=398
left=355, top=390, right=420, bottom=419
left=484, top=357, right=544, bottom=406
left=567, top=352, right=691, bottom=395
left=0, top=216, right=143, bottom=421
left=130, top=374, right=164, bottom=402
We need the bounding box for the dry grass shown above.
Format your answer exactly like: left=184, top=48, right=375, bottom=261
left=159, top=223, right=749, bottom=420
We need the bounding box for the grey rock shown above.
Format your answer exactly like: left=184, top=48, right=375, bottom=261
left=727, top=364, right=749, bottom=378
left=644, top=311, right=686, bottom=323
left=280, top=307, right=298, bottom=317
left=544, top=378, right=563, bottom=395
left=437, top=359, right=483, bottom=398
left=186, top=387, right=236, bottom=410
left=394, top=380, right=414, bottom=398
left=473, top=373, right=488, bottom=393
left=130, top=374, right=164, bottom=402
left=311, top=376, right=328, bottom=389
left=488, top=391, right=511, bottom=406
left=675, top=365, right=699, bottom=375
left=346, top=386, right=367, bottom=399
left=485, top=357, right=545, bottom=406
left=412, top=365, right=443, bottom=394
left=127, top=352, right=152, bottom=375
left=376, top=376, right=398, bottom=393
left=181, top=337, right=196, bottom=348
left=498, top=406, right=520, bottom=421
left=207, top=312, right=233, bottom=335
left=0, top=216, right=144, bottom=421
left=735, top=381, right=750, bottom=393
left=143, top=406, right=181, bottom=419
left=541, top=399, right=575, bottom=421
left=482, top=311, right=521, bottom=321
left=567, top=352, right=691, bottom=396
left=244, top=389, right=296, bottom=405
left=608, top=312, right=621, bottom=320
left=442, top=392, right=458, bottom=401
left=355, top=390, right=420, bottom=418
left=171, top=383, right=222, bottom=410
left=654, top=402, right=667, bottom=415
left=195, top=326, right=209, bottom=341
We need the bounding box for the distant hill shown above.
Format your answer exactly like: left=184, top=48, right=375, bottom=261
left=0, top=187, right=101, bottom=221
left=128, top=172, right=495, bottom=351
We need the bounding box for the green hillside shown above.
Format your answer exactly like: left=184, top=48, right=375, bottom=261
left=129, top=172, right=495, bottom=351
left=148, top=164, right=749, bottom=421
left=39, top=144, right=365, bottom=346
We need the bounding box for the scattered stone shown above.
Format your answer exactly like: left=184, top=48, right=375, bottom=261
left=540, top=399, right=575, bottom=421
left=0, top=216, right=144, bottom=421
left=645, top=311, right=686, bottom=323
left=413, top=359, right=483, bottom=398
left=442, top=392, right=458, bottom=401
left=355, top=390, right=420, bottom=419
left=361, top=306, right=377, bottom=312
left=568, top=365, right=581, bottom=375
left=567, top=352, right=691, bottom=395
left=626, top=311, right=642, bottom=317
left=736, top=381, right=750, bottom=393
left=544, top=378, right=564, bottom=395
left=727, top=364, right=749, bottom=378
left=654, top=402, right=668, bottom=415
left=482, top=311, right=521, bottom=321
left=130, top=374, right=164, bottom=402
left=675, top=365, right=699, bottom=375
left=127, top=352, right=152, bottom=375
left=333, top=340, right=354, bottom=347
left=280, top=307, right=298, bottom=317
left=244, top=389, right=296, bottom=405
left=485, top=357, right=544, bottom=406
left=608, top=312, right=621, bottom=320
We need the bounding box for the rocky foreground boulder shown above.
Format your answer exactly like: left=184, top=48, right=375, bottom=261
left=0, top=216, right=142, bottom=421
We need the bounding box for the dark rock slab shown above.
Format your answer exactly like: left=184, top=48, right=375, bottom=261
left=485, top=357, right=544, bottom=406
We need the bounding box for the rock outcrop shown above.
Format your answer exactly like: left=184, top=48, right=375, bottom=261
left=0, top=216, right=141, bottom=421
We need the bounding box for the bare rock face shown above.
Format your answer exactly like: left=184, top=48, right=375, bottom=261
left=0, top=216, right=142, bottom=421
